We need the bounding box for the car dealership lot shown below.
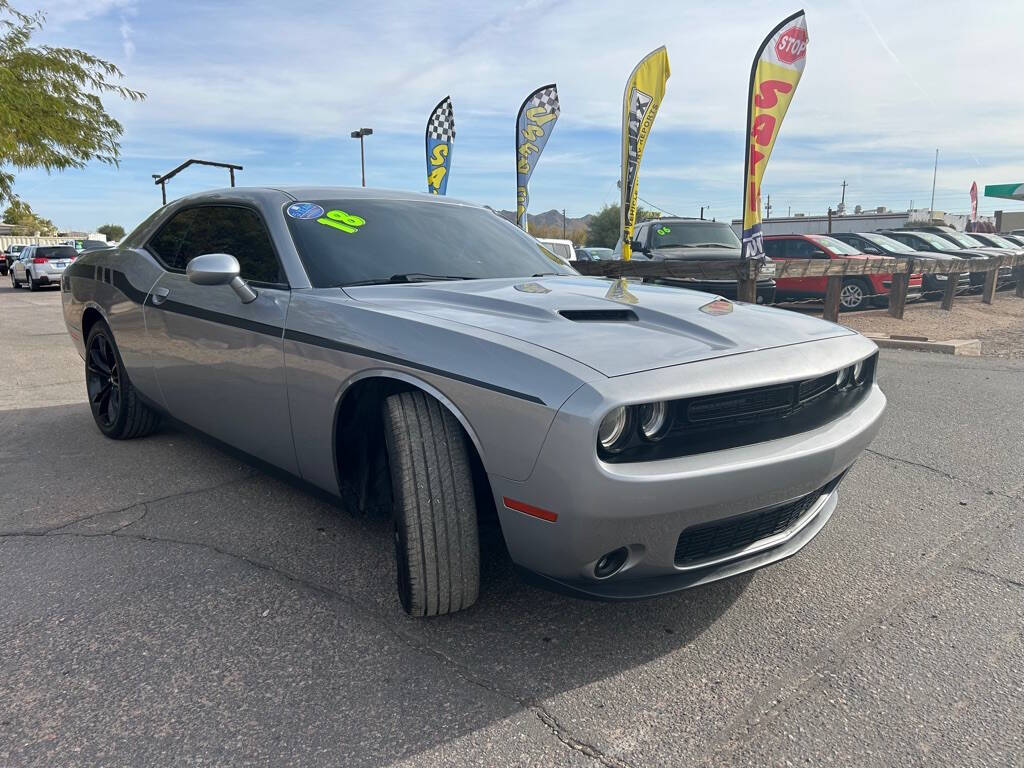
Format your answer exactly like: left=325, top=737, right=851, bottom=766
left=1, top=283, right=1022, bottom=767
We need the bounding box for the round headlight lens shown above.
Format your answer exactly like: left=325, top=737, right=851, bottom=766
left=852, top=359, right=865, bottom=384
left=639, top=401, right=668, bottom=440
left=598, top=406, right=629, bottom=452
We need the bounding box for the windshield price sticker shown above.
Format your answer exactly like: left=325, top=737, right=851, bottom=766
left=287, top=202, right=325, bottom=219
left=317, top=209, right=365, bottom=233
left=656, top=226, right=671, bottom=236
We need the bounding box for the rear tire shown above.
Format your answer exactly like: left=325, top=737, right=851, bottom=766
left=839, top=278, right=871, bottom=311
left=85, top=321, right=161, bottom=439
left=28, top=273, right=38, bottom=292
left=382, top=391, right=480, bottom=616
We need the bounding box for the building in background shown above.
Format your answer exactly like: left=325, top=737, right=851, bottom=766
left=731, top=207, right=995, bottom=237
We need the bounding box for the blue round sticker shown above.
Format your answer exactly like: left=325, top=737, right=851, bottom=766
left=287, top=202, right=325, bottom=220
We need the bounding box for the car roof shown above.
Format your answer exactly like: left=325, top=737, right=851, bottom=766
left=171, top=185, right=483, bottom=210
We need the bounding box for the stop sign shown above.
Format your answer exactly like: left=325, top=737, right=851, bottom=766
left=775, top=26, right=808, bottom=64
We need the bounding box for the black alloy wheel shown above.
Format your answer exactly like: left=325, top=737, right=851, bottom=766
left=86, top=331, right=122, bottom=430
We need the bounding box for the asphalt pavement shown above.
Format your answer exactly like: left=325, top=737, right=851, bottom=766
left=1, top=281, right=1022, bottom=767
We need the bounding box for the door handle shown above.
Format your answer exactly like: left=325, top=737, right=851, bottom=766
left=151, top=287, right=170, bottom=305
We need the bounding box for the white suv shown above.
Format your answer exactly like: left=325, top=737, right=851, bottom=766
left=535, top=237, right=577, bottom=262
left=9, top=244, right=77, bottom=291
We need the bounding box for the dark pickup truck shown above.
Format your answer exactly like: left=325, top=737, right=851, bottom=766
left=615, top=218, right=776, bottom=303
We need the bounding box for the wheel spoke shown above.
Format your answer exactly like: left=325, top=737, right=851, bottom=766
left=89, top=345, right=111, bottom=375
left=90, top=381, right=111, bottom=406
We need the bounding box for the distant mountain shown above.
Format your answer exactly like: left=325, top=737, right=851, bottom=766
left=486, top=207, right=593, bottom=233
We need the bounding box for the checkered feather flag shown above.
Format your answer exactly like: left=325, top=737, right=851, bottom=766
left=426, top=96, right=455, bottom=142
left=515, top=83, right=561, bottom=229
left=523, top=86, right=560, bottom=119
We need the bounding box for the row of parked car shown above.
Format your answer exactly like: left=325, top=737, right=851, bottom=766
left=539, top=220, right=1023, bottom=311
left=2, top=240, right=111, bottom=291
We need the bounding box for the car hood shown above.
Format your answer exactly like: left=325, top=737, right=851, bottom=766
left=642, top=245, right=742, bottom=261
left=344, top=276, right=854, bottom=377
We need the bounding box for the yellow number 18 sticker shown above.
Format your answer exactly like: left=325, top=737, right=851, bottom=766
left=317, top=209, right=365, bottom=233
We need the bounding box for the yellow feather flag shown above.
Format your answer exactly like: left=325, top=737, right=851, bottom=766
left=619, top=47, right=670, bottom=262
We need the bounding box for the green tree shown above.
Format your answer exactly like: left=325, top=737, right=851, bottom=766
left=586, top=204, right=621, bottom=248
left=0, top=1, right=145, bottom=203
left=585, top=203, right=659, bottom=248
left=96, top=223, right=125, bottom=241
left=2, top=198, right=55, bottom=235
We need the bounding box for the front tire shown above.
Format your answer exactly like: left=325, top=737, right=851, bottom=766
left=85, top=321, right=161, bottom=439
left=382, top=391, right=480, bottom=616
left=11, top=269, right=20, bottom=288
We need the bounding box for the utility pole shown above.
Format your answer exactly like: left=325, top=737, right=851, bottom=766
left=840, top=179, right=848, bottom=206
left=764, top=194, right=772, bottom=220
left=562, top=209, right=566, bottom=239
left=827, top=207, right=834, bottom=234
left=699, top=205, right=705, bottom=220
left=787, top=204, right=791, bottom=217
left=929, top=148, right=939, bottom=218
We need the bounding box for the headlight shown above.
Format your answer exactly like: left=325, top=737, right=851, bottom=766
left=638, top=401, right=668, bottom=440
left=852, top=359, right=865, bottom=384
left=598, top=407, right=629, bottom=452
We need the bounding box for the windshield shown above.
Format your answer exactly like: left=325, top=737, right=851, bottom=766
left=36, top=246, right=77, bottom=259
left=808, top=234, right=861, bottom=255
left=940, top=230, right=984, bottom=248
left=649, top=221, right=740, bottom=249
left=861, top=233, right=915, bottom=253
left=980, top=234, right=1017, bottom=248
left=285, top=199, right=576, bottom=287
left=913, top=231, right=961, bottom=250
left=587, top=247, right=613, bottom=259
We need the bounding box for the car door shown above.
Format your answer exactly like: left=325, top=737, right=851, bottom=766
left=14, top=246, right=31, bottom=281
left=142, top=204, right=298, bottom=474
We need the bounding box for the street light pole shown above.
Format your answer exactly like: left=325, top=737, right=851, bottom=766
left=929, top=148, right=939, bottom=218
left=350, top=128, right=373, bottom=187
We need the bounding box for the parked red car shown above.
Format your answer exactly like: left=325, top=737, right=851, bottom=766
left=763, top=234, right=921, bottom=311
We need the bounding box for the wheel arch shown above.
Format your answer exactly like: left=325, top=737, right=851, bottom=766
left=80, top=304, right=107, bottom=341
left=331, top=369, right=493, bottom=516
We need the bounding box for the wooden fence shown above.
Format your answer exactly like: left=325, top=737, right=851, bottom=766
left=574, top=254, right=1024, bottom=323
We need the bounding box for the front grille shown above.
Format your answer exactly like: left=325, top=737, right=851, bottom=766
left=673, top=475, right=843, bottom=567
left=600, top=353, right=877, bottom=463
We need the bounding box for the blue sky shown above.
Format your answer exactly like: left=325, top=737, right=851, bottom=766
left=14, top=0, right=1024, bottom=233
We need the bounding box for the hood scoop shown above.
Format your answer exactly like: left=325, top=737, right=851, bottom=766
left=558, top=309, right=638, bottom=323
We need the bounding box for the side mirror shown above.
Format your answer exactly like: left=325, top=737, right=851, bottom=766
left=630, top=239, right=644, bottom=253
left=186, top=253, right=257, bottom=303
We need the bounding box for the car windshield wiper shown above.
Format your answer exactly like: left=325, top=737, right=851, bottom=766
left=341, top=273, right=478, bottom=287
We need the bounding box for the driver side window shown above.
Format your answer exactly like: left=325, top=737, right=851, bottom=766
left=147, top=206, right=287, bottom=286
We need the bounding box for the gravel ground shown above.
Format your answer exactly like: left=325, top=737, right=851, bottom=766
left=837, top=290, right=1024, bottom=359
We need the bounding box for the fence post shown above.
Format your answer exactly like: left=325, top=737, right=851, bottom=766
left=887, top=259, right=910, bottom=319
left=737, top=259, right=757, bottom=303
left=981, top=261, right=998, bottom=305
left=942, top=273, right=959, bottom=311
left=823, top=275, right=842, bottom=322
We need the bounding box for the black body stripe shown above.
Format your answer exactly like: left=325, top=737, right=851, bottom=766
left=283, top=329, right=545, bottom=404
left=72, top=265, right=545, bottom=405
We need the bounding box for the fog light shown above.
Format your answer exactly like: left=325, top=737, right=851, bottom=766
left=594, top=547, right=629, bottom=578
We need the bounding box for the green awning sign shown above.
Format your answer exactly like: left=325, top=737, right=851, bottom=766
left=984, top=183, right=1024, bottom=201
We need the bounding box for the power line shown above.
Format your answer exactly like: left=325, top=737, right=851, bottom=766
left=636, top=194, right=679, bottom=217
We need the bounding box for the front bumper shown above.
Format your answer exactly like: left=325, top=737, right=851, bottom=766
left=491, top=334, right=884, bottom=599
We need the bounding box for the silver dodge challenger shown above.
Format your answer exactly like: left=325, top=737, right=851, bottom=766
left=62, top=187, right=886, bottom=616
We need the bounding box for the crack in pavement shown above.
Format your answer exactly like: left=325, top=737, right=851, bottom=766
left=960, top=565, right=1024, bottom=590
left=0, top=472, right=257, bottom=538
left=863, top=448, right=1021, bottom=500
left=0, top=527, right=623, bottom=767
